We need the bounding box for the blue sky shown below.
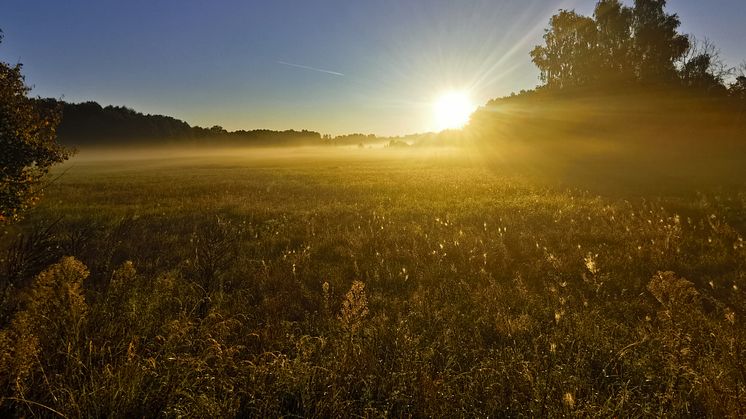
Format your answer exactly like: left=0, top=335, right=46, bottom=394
left=2, top=1, right=745, bottom=135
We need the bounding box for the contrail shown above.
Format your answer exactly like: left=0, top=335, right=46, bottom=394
left=276, top=60, right=345, bottom=77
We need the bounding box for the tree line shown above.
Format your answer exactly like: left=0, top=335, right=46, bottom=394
left=48, top=100, right=324, bottom=147
left=47, top=100, right=396, bottom=148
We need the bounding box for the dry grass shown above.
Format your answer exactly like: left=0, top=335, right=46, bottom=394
left=1, top=148, right=745, bottom=416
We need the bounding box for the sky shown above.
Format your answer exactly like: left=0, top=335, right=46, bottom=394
left=2, top=0, right=745, bottom=136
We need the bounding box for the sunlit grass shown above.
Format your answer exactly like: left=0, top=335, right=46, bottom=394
left=2, top=149, right=745, bottom=416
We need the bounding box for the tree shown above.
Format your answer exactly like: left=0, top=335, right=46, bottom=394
left=530, top=10, right=599, bottom=88
left=631, top=0, right=689, bottom=82
left=531, top=0, right=691, bottom=88
left=594, top=0, right=635, bottom=81
left=0, top=31, right=70, bottom=223
left=678, top=37, right=730, bottom=93
left=729, top=62, right=746, bottom=101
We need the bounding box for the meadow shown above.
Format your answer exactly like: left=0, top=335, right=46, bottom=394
left=2, top=146, right=745, bottom=417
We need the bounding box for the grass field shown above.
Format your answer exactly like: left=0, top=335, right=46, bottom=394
left=2, top=146, right=746, bottom=416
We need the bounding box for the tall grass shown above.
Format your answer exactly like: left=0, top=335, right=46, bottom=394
left=1, top=151, right=745, bottom=416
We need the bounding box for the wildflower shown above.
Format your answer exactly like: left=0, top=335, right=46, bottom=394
left=111, top=260, right=136, bottom=289
left=339, top=281, right=369, bottom=335
left=27, top=257, right=89, bottom=332
left=584, top=253, right=599, bottom=275
left=563, top=392, right=576, bottom=409
left=1, top=257, right=89, bottom=392
left=725, top=309, right=736, bottom=325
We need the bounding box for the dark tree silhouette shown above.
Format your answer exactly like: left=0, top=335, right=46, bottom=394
left=594, top=0, right=634, bottom=81
left=55, top=101, right=194, bottom=145
left=732, top=63, right=746, bottom=101
left=631, top=0, right=689, bottom=82
left=530, top=10, right=598, bottom=88
left=531, top=0, right=692, bottom=89
left=54, top=101, right=324, bottom=147
left=678, top=37, right=730, bottom=93
left=0, top=32, right=70, bottom=223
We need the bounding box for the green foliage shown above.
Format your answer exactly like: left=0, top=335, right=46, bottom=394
left=0, top=32, right=70, bottom=223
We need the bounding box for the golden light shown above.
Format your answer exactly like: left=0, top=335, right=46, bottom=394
left=432, top=90, right=476, bottom=131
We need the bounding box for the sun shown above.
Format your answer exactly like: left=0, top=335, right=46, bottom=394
left=432, top=90, right=476, bottom=131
